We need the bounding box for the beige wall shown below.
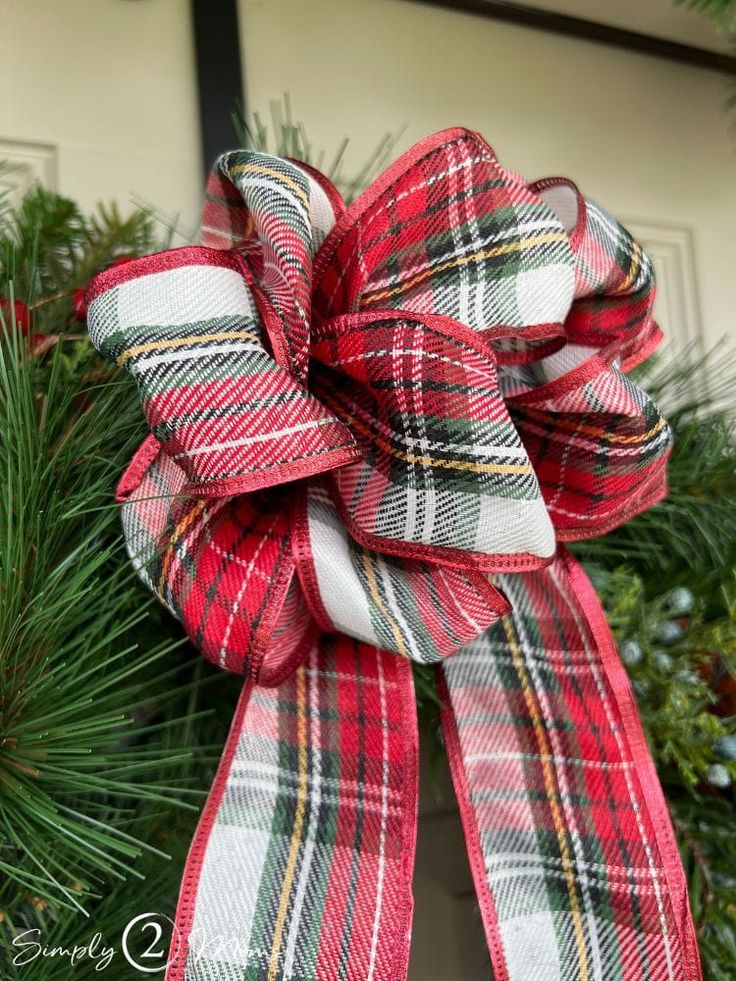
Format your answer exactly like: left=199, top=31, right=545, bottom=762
left=3, top=0, right=733, bottom=349
left=3, top=0, right=734, bottom=348
left=240, top=0, right=736, bottom=350
left=0, top=0, right=202, bottom=237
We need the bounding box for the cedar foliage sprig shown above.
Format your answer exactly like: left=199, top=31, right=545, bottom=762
left=590, top=565, right=736, bottom=981
left=572, top=349, right=736, bottom=981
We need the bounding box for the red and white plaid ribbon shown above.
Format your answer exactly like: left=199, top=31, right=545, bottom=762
left=86, top=128, right=700, bottom=980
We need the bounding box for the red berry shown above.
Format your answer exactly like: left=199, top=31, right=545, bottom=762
left=0, top=297, right=31, bottom=334
left=72, top=288, right=87, bottom=322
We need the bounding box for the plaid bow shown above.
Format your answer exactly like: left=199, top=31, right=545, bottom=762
left=86, top=129, right=700, bottom=981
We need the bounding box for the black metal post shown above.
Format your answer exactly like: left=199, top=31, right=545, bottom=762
left=191, top=0, right=246, bottom=175
left=404, top=0, right=736, bottom=76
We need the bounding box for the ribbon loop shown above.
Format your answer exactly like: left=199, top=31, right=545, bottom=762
left=87, top=248, right=361, bottom=498
left=506, top=348, right=672, bottom=537
left=116, top=435, right=314, bottom=679
left=311, top=310, right=556, bottom=569
left=203, top=150, right=344, bottom=380
left=534, top=179, right=661, bottom=367
left=293, top=482, right=510, bottom=663
left=312, top=128, right=575, bottom=360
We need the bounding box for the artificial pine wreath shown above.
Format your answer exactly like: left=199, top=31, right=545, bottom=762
left=0, top=129, right=735, bottom=979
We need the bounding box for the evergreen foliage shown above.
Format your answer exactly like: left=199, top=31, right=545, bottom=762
left=572, top=351, right=736, bottom=980
left=0, top=187, right=239, bottom=978
left=235, top=94, right=403, bottom=204
left=679, top=0, right=736, bottom=30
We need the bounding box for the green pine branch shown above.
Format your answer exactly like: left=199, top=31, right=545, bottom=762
left=0, top=188, right=240, bottom=976
left=0, top=185, right=154, bottom=330
left=235, top=93, right=405, bottom=203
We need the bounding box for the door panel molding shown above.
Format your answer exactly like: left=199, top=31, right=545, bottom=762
left=624, top=218, right=704, bottom=352
left=0, top=138, right=58, bottom=209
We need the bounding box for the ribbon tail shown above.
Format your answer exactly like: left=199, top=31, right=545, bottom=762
left=167, top=635, right=419, bottom=981
left=440, top=549, right=701, bottom=981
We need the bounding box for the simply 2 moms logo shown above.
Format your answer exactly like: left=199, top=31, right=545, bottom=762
left=9, top=914, right=178, bottom=974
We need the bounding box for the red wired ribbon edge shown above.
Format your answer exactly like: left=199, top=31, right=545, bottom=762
left=86, top=128, right=701, bottom=981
